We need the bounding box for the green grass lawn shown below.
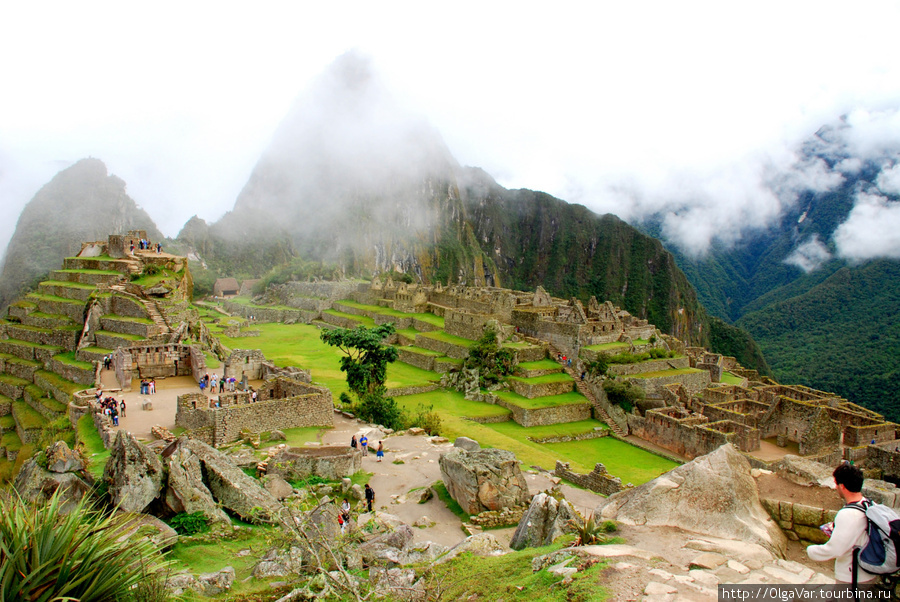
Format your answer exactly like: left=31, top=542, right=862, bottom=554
left=417, top=330, right=475, bottom=347
left=583, top=341, right=630, bottom=352
left=53, top=351, right=94, bottom=371
left=322, top=309, right=376, bottom=327
left=721, top=371, right=744, bottom=385
left=77, top=414, right=110, bottom=480
left=544, top=436, right=679, bottom=485
left=219, top=322, right=437, bottom=401
left=494, top=390, right=587, bottom=410
left=631, top=367, right=704, bottom=379
left=516, top=359, right=561, bottom=371
left=334, top=300, right=446, bottom=328
left=507, top=372, right=573, bottom=385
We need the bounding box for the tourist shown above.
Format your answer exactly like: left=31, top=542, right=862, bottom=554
left=806, top=462, right=875, bottom=584
left=350, top=435, right=357, bottom=451
left=376, top=441, right=384, bottom=462
left=211, top=375, right=218, bottom=393
left=341, top=498, right=351, bottom=530
left=365, top=484, right=375, bottom=512
left=110, top=406, right=118, bottom=427
left=338, top=511, right=346, bottom=534
left=150, top=379, right=156, bottom=394
left=119, top=399, right=126, bottom=418
left=360, top=434, right=368, bottom=456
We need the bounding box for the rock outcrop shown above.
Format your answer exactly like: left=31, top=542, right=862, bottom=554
left=163, top=443, right=230, bottom=524
left=596, top=444, right=787, bottom=556
left=438, top=447, right=529, bottom=515
left=104, top=431, right=165, bottom=513
left=510, top=491, right=578, bottom=550
left=14, top=441, right=92, bottom=507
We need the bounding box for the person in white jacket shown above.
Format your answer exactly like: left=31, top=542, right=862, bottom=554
left=807, top=462, right=875, bottom=583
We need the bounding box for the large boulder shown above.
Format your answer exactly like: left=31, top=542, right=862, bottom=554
left=104, top=431, right=165, bottom=513
left=510, top=492, right=578, bottom=550
left=596, top=444, right=787, bottom=556
left=177, top=438, right=287, bottom=525
left=433, top=533, right=508, bottom=565
left=438, top=447, right=529, bottom=515
left=252, top=546, right=304, bottom=579
left=14, top=444, right=92, bottom=508
left=45, top=440, right=85, bottom=473
left=163, top=443, right=230, bottom=524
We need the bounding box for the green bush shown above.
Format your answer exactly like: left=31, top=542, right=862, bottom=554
left=339, top=392, right=353, bottom=406
left=602, top=380, right=645, bottom=413
left=406, top=403, right=442, bottom=436
left=168, top=511, right=210, bottom=536
left=586, top=355, right=609, bottom=376
left=0, top=488, right=168, bottom=601
left=355, top=388, right=405, bottom=431
left=464, top=327, right=517, bottom=387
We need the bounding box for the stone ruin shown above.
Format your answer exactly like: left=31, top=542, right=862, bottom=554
left=175, top=373, right=333, bottom=447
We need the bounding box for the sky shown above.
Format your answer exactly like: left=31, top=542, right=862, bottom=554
left=2, top=1, right=900, bottom=264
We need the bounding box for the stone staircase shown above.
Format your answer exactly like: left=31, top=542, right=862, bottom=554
left=107, top=286, right=171, bottom=335
left=548, top=343, right=628, bottom=437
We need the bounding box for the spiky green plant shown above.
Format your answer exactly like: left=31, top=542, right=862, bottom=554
left=0, top=489, right=168, bottom=602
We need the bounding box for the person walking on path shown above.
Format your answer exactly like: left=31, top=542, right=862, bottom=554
left=376, top=441, right=384, bottom=462
left=360, top=434, right=368, bottom=456
left=350, top=435, right=358, bottom=451
left=119, top=399, right=126, bottom=418
left=365, top=484, right=375, bottom=512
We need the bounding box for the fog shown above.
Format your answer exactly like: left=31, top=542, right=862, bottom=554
left=2, top=2, right=900, bottom=266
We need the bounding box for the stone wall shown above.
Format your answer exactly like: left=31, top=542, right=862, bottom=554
left=413, top=334, right=470, bottom=359
left=222, top=301, right=316, bottom=324
left=223, top=349, right=267, bottom=381
left=626, top=408, right=759, bottom=460
left=867, top=444, right=900, bottom=481
left=175, top=382, right=333, bottom=446
left=397, top=348, right=438, bottom=371
left=444, top=309, right=495, bottom=341
left=47, top=357, right=94, bottom=386
left=761, top=498, right=836, bottom=545
left=494, top=398, right=591, bottom=428
left=627, top=369, right=710, bottom=396
left=267, top=446, right=361, bottom=480
left=507, top=377, right=573, bottom=399
left=116, top=344, right=200, bottom=385
left=606, top=356, right=690, bottom=377
left=555, top=461, right=626, bottom=495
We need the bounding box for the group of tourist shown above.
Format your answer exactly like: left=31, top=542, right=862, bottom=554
left=139, top=378, right=156, bottom=395
left=130, top=238, right=162, bottom=254
left=199, top=373, right=239, bottom=394
left=350, top=435, right=385, bottom=461
left=103, top=355, right=113, bottom=370
left=336, top=484, right=376, bottom=534
left=96, top=393, right=125, bottom=427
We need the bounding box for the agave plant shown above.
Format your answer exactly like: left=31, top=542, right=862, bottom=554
left=0, top=488, right=168, bottom=602
left=569, top=511, right=610, bottom=547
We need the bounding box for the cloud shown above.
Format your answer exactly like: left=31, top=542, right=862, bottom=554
left=785, top=235, right=832, bottom=273
left=833, top=191, right=900, bottom=261
left=876, top=163, right=900, bottom=195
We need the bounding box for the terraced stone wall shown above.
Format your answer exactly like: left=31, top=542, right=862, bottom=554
left=627, top=369, right=710, bottom=396
left=444, top=309, right=494, bottom=341
left=494, top=397, right=591, bottom=427
left=606, top=356, right=690, bottom=376
left=507, top=378, right=573, bottom=399
left=268, top=446, right=361, bottom=480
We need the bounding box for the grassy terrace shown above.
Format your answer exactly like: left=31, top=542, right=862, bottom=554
left=55, top=268, right=121, bottom=276
left=322, top=309, right=375, bottom=327
left=35, top=370, right=82, bottom=395
left=7, top=357, right=41, bottom=369
left=335, top=299, right=446, bottom=328
left=502, top=341, right=539, bottom=349
left=417, top=330, right=474, bottom=347
left=0, top=374, right=30, bottom=387
left=545, top=436, right=679, bottom=484
left=219, top=322, right=438, bottom=400
left=77, top=414, right=110, bottom=480
left=494, top=390, right=588, bottom=410
left=398, top=345, right=443, bottom=357
left=79, top=345, right=114, bottom=356
left=516, top=359, right=561, bottom=371
left=1, top=431, right=22, bottom=453
left=129, top=269, right=180, bottom=287
left=40, top=279, right=97, bottom=290
left=103, top=313, right=155, bottom=324
left=631, top=367, right=704, bottom=379
left=95, top=330, right=146, bottom=341
left=25, top=293, right=85, bottom=305
left=53, top=352, right=94, bottom=371
left=65, top=254, right=118, bottom=261
left=721, top=371, right=744, bottom=385
left=507, top=372, right=573, bottom=386
left=583, top=341, right=629, bottom=352
left=225, top=297, right=298, bottom=311
left=12, top=401, right=44, bottom=431
left=0, top=415, right=15, bottom=431
left=29, top=311, right=78, bottom=322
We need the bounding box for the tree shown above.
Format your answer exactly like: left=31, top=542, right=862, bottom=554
left=320, top=324, right=399, bottom=398
left=463, top=327, right=516, bottom=387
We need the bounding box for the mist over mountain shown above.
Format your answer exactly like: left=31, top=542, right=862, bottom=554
left=0, top=158, right=163, bottom=309
left=176, top=51, right=763, bottom=357
left=645, top=117, right=900, bottom=418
